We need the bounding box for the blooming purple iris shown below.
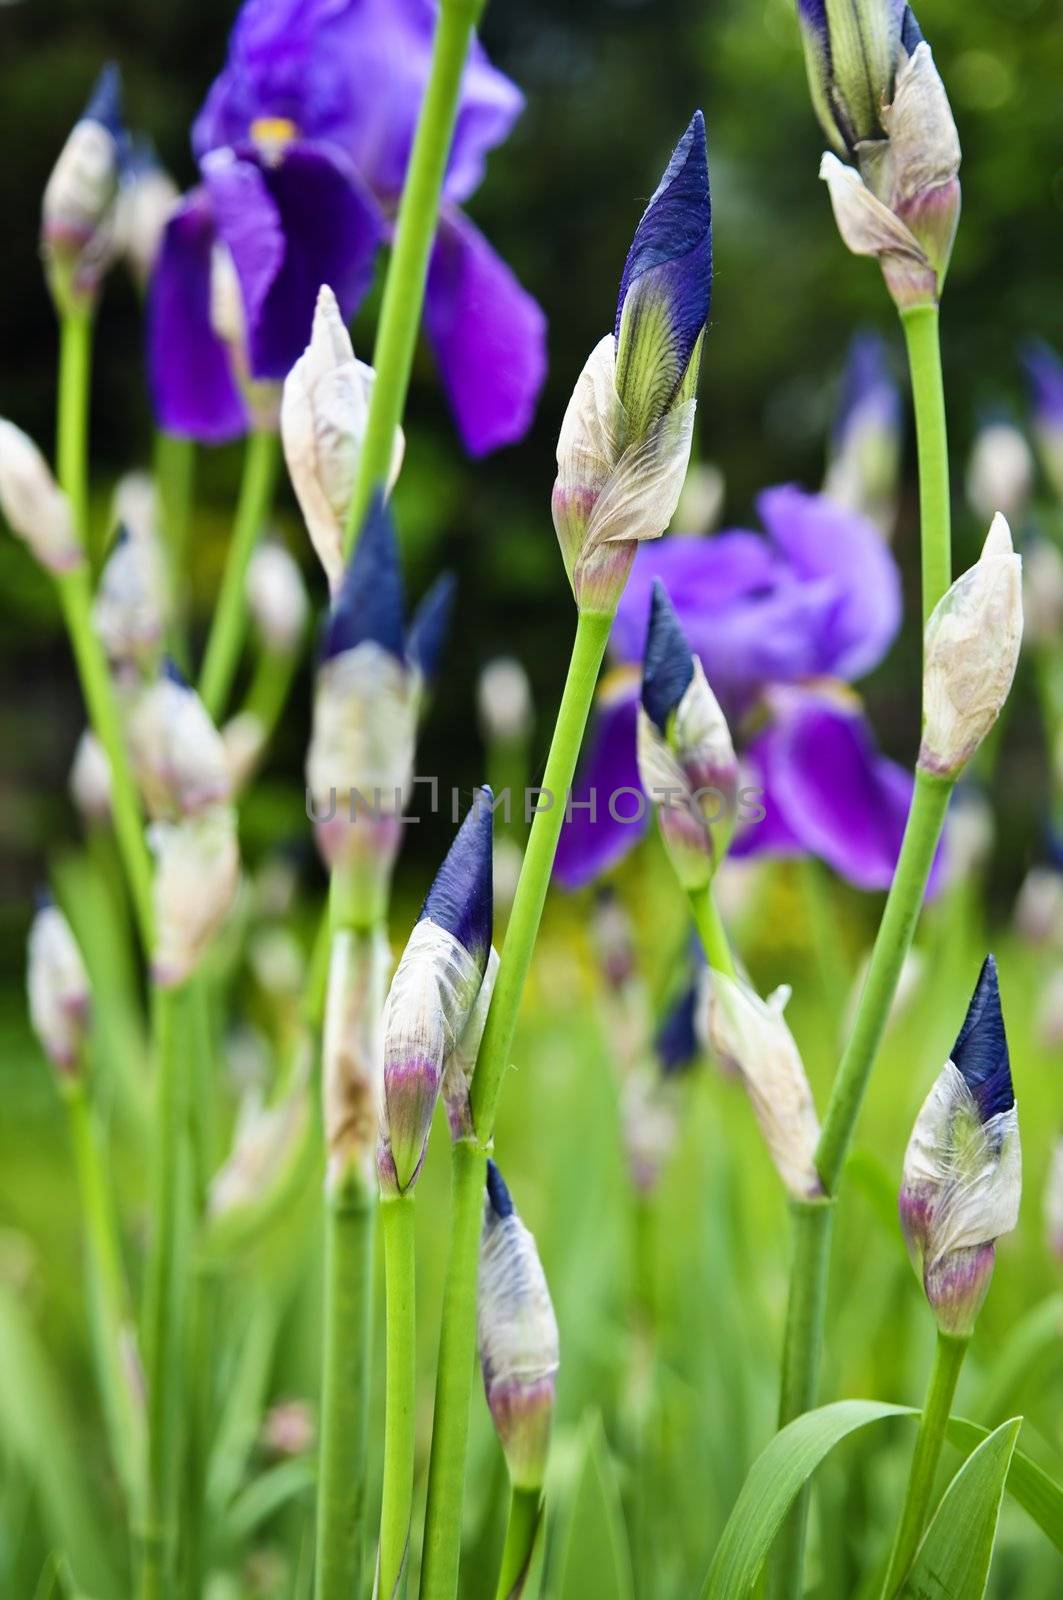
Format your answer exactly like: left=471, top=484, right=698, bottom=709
left=150, top=0, right=547, bottom=452
left=553, top=484, right=933, bottom=893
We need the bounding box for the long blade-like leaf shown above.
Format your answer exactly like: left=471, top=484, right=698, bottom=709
left=900, top=1418, right=1021, bottom=1597
left=946, top=1418, right=1063, bottom=1553
left=556, top=1415, right=634, bottom=1600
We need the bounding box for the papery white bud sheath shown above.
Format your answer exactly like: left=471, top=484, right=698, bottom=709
left=0, top=420, right=81, bottom=574
left=151, top=806, right=240, bottom=988
left=281, top=285, right=403, bottom=593
left=111, top=472, right=159, bottom=549
left=1022, top=538, right=1063, bottom=649
left=705, top=971, right=823, bottom=1200
left=322, top=925, right=389, bottom=1194
left=478, top=1163, right=559, bottom=1491
left=127, top=667, right=232, bottom=819
left=70, top=729, right=112, bottom=823
left=93, top=529, right=169, bottom=672
left=116, top=157, right=179, bottom=287
left=246, top=541, right=309, bottom=655
left=442, top=946, right=499, bottom=1141
left=41, top=66, right=122, bottom=309
left=966, top=424, right=1033, bottom=526
left=919, top=515, right=1023, bottom=780
left=478, top=658, right=534, bottom=745
left=27, top=900, right=91, bottom=1073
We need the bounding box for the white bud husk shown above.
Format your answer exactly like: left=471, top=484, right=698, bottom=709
left=111, top=472, right=160, bottom=549
left=920, top=515, right=1023, bottom=779
left=42, top=117, right=119, bottom=308
left=0, top=420, right=81, bottom=574
left=322, top=925, right=389, bottom=1193
left=150, top=806, right=240, bottom=988
left=246, top=542, right=309, bottom=655
left=69, top=729, right=112, bottom=823
left=116, top=163, right=179, bottom=287
left=1022, top=538, right=1063, bottom=648
left=636, top=661, right=738, bottom=891
left=478, top=1188, right=560, bottom=1491
left=27, top=903, right=91, bottom=1072
left=552, top=335, right=695, bottom=613
left=704, top=971, right=823, bottom=1200
left=307, top=642, right=417, bottom=814
left=478, top=658, right=533, bottom=745
left=93, top=532, right=169, bottom=672
left=820, top=153, right=938, bottom=311
left=442, top=946, right=499, bottom=1140
left=966, top=424, right=1034, bottom=526
left=281, top=285, right=404, bottom=593
left=221, top=710, right=268, bottom=795
left=127, top=675, right=233, bottom=819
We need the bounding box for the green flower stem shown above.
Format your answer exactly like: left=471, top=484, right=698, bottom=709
left=764, top=1199, right=835, bottom=1600
left=141, top=982, right=190, bottom=1600
left=63, top=1073, right=146, bottom=1520
left=688, top=882, right=736, bottom=977
left=153, top=430, right=196, bottom=668
left=419, top=607, right=611, bottom=1600
left=315, top=1176, right=375, bottom=1600
left=57, top=309, right=94, bottom=564
left=901, top=306, right=951, bottom=626
left=419, top=1137, right=488, bottom=1600
left=881, top=1332, right=969, bottom=1597
left=345, top=0, right=489, bottom=548
left=198, top=429, right=279, bottom=721
left=494, top=1486, right=542, bottom=1600
left=379, top=1194, right=418, bottom=1600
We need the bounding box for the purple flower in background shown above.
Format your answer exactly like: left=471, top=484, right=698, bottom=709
left=824, top=330, right=903, bottom=535
left=151, top=0, right=546, bottom=450
left=554, top=485, right=926, bottom=893
left=1022, top=338, right=1063, bottom=497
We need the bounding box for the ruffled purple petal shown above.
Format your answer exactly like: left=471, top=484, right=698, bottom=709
left=202, top=149, right=285, bottom=343
left=147, top=189, right=247, bottom=443
left=756, top=486, right=901, bottom=681
left=553, top=672, right=646, bottom=890
left=425, top=209, right=547, bottom=457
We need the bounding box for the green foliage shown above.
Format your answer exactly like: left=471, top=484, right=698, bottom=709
left=901, top=1419, right=1021, bottom=1598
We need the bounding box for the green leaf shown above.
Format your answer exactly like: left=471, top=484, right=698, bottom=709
left=700, top=1400, right=911, bottom=1599
left=946, top=1418, right=1063, bottom=1553
left=555, top=1414, right=634, bottom=1600
left=224, top=1457, right=315, bottom=1546
left=971, top=1294, right=1063, bottom=1425
left=900, top=1418, right=1021, bottom=1597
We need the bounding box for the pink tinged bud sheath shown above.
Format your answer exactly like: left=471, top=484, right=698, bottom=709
left=27, top=898, right=91, bottom=1074
left=478, top=1164, right=559, bottom=1492
left=41, top=64, right=123, bottom=311
left=899, top=956, right=1020, bottom=1336
left=150, top=805, right=240, bottom=989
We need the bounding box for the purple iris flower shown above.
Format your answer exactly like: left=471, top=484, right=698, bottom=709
left=150, top=0, right=547, bottom=452
left=553, top=484, right=933, bottom=894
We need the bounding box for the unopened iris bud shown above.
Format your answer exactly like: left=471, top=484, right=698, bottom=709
left=1022, top=340, right=1063, bottom=500
left=281, top=284, right=404, bottom=593
left=919, top=515, right=1023, bottom=781
left=704, top=971, right=823, bottom=1200
left=1013, top=862, right=1063, bottom=949
left=115, top=139, right=179, bottom=289
left=379, top=794, right=494, bottom=1194
left=127, top=661, right=232, bottom=819
left=306, top=496, right=419, bottom=910
left=69, top=729, right=112, bottom=824
left=246, top=541, right=309, bottom=657
left=796, top=0, right=904, bottom=153
left=477, top=1163, right=559, bottom=1492
left=41, top=64, right=124, bottom=313
left=27, top=896, right=91, bottom=1074
left=407, top=572, right=457, bottom=691
left=824, top=331, right=902, bottom=535
left=442, top=946, right=499, bottom=1142
left=966, top=420, right=1033, bottom=526
left=478, top=657, right=534, bottom=747
left=1044, top=1136, right=1063, bottom=1263
left=636, top=580, right=737, bottom=890
left=322, top=925, right=389, bottom=1195
left=1022, top=537, right=1063, bottom=649
left=899, top=956, right=1020, bottom=1336
left=93, top=526, right=169, bottom=674
left=0, top=420, right=81, bottom=574
left=150, top=805, right=240, bottom=988
left=552, top=115, right=710, bottom=614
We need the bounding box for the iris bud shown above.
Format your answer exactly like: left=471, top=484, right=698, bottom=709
left=1022, top=537, right=1063, bottom=650
left=209, top=1070, right=311, bottom=1222
left=1022, top=340, right=1063, bottom=500
left=69, top=729, right=112, bottom=825
left=115, top=139, right=179, bottom=289
left=899, top=956, right=1020, bottom=1335
left=0, top=420, right=81, bottom=574
left=919, top=515, right=1023, bottom=780
left=41, top=64, right=124, bottom=313
left=246, top=540, right=309, bottom=657
left=406, top=572, right=457, bottom=691
left=442, top=946, right=499, bottom=1142
left=127, top=661, right=233, bottom=820
left=478, top=657, right=534, bottom=747
left=824, top=331, right=902, bottom=536
left=379, top=794, right=494, bottom=1194
left=477, top=1163, right=559, bottom=1492
left=966, top=421, right=1034, bottom=527
left=281, top=284, right=404, bottom=593
left=93, top=526, right=169, bottom=675
left=636, top=580, right=737, bottom=890
left=27, top=897, right=91, bottom=1074
left=221, top=710, right=268, bottom=795
left=150, top=805, right=240, bottom=988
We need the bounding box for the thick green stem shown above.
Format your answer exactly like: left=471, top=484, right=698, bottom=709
left=198, top=429, right=279, bottom=721
left=881, top=1333, right=969, bottom=1596
left=345, top=0, right=489, bottom=549
left=764, top=1200, right=835, bottom=1600
left=419, top=1138, right=488, bottom=1600
left=815, top=771, right=953, bottom=1194
left=901, top=306, right=951, bottom=626
left=57, top=309, right=93, bottom=563
left=315, top=1181, right=375, bottom=1600
left=141, top=983, right=189, bottom=1600
left=64, top=1076, right=146, bottom=1520
left=494, top=1486, right=542, bottom=1600
left=379, top=1195, right=418, bottom=1600
left=688, top=883, right=736, bottom=977
left=154, top=430, right=196, bottom=668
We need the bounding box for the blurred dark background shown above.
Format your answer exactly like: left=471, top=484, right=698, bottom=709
left=1, top=0, right=1061, bottom=938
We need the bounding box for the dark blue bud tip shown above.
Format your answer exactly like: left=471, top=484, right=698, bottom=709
left=615, top=109, right=711, bottom=353
left=161, top=655, right=189, bottom=688
left=407, top=571, right=457, bottom=683
left=419, top=787, right=494, bottom=962
left=486, top=1159, right=515, bottom=1219
left=655, top=981, right=699, bottom=1076
left=84, top=62, right=124, bottom=139
left=34, top=886, right=55, bottom=913
left=952, top=955, right=1013, bottom=1121
left=642, top=579, right=694, bottom=732
left=900, top=6, right=925, bottom=54
left=320, top=489, right=405, bottom=664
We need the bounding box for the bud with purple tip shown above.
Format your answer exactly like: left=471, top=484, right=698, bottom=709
left=0, top=420, right=81, bottom=574
left=126, top=660, right=232, bottom=820
left=407, top=572, right=457, bottom=693
left=246, top=540, right=309, bottom=658
left=552, top=115, right=710, bottom=614
left=636, top=580, right=737, bottom=891
left=41, top=65, right=124, bottom=313
left=477, top=1162, right=559, bottom=1493
left=150, top=804, right=240, bottom=989
left=379, top=794, right=495, bottom=1193
left=27, top=897, right=91, bottom=1074
left=824, top=331, right=902, bottom=536
left=899, top=956, right=1020, bottom=1335
left=115, top=139, right=179, bottom=290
